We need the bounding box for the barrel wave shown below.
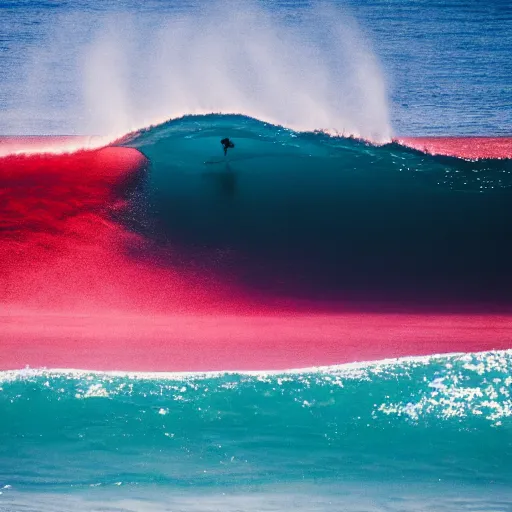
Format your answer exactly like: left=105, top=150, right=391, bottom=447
left=1, top=114, right=512, bottom=371
left=119, top=114, right=512, bottom=310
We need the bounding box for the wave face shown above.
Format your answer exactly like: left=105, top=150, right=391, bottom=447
left=1, top=351, right=512, bottom=511
left=1, top=116, right=511, bottom=510
left=119, top=114, right=512, bottom=310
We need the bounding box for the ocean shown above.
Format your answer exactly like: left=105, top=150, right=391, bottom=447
left=2, top=351, right=512, bottom=511
left=1, top=0, right=512, bottom=511
left=1, top=0, right=511, bottom=136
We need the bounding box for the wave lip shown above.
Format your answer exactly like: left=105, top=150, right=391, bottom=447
left=3, top=119, right=509, bottom=161
left=2, top=348, right=511, bottom=381
left=0, top=135, right=115, bottom=157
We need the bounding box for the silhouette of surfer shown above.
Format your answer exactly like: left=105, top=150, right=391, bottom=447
left=221, top=137, right=235, bottom=156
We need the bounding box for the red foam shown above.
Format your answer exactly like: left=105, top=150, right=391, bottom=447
left=0, top=147, right=255, bottom=315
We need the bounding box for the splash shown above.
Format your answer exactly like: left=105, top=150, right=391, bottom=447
left=6, top=1, right=391, bottom=142
left=0, top=136, right=112, bottom=157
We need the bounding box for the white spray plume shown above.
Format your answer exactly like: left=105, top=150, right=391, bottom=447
left=8, top=1, right=392, bottom=142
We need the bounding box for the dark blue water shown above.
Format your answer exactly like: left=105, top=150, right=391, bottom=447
left=119, top=114, right=512, bottom=310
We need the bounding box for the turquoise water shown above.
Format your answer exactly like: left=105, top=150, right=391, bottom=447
left=1, top=351, right=512, bottom=510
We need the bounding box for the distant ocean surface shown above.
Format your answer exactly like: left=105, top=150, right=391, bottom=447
left=0, top=0, right=511, bottom=136
left=1, top=1, right=512, bottom=511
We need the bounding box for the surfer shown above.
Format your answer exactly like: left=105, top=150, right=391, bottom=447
left=221, top=137, right=235, bottom=156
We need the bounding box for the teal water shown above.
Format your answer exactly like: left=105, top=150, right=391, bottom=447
left=1, top=351, right=512, bottom=510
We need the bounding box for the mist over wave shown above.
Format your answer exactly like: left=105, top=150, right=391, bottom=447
left=4, top=1, right=391, bottom=141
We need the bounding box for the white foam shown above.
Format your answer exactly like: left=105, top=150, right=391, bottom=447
left=0, top=135, right=113, bottom=157
left=2, top=483, right=512, bottom=512
left=1, top=349, right=511, bottom=383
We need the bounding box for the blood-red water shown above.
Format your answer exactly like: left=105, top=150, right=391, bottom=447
left=0, top=136, right=510, bottom=372
left=398, top=136, right=512, bottom=159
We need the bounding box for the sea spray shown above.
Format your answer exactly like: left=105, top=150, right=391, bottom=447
left=3, top=1, right=391, bottom=141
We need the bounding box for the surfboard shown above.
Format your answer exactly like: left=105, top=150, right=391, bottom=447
left=204, top=158, right=226, bottom=165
